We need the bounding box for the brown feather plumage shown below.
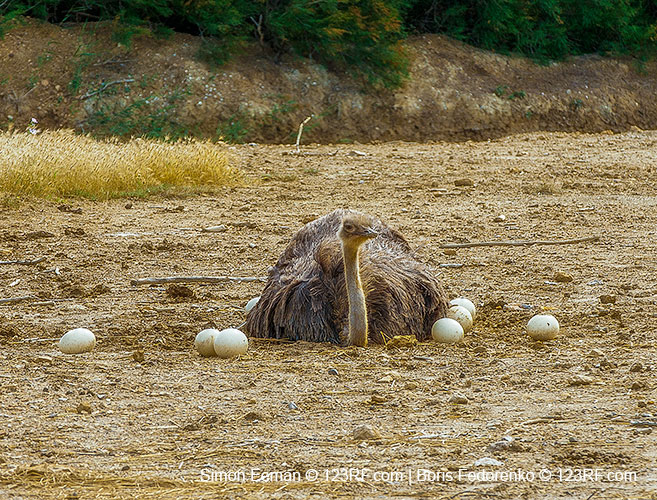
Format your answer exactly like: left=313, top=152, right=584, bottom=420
left=245, top=209, right=448, bottom=344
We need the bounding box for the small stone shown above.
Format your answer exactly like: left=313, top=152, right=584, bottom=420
left=328, top=368, right=339, bottom=376
left=124, top=203, right=133, bottom=209
left=449, top=393, right=469, bottom=404
left=554, top=271, right=573, bottom=283
left=58, top=204, right=83, bottom=214
left=454, top=178, right=474, bottom=187
left=637, top=401, right=647, bottom=408
left=629, top=362, right=644, bottom=373
left=590, top=348, right=605, bottom=357
left=473, top=457, right=503, bottom=467
left=25, top=231, right=55, bottom=240
left=443, top=249, right=457, bottom=256
left=352, top=424, right=381, bottom=441
left=287, top=402, right=299, bottom=410
left=486, top=436, right=523, bottom=453
left=76, top=402, right=92, bottom=414
left=90, top=284, right=111, bottom=296
left=404, top=382, right=418, bottom=391
left=244, top=411, right=265, bottom=422
left=634, top=427, right=652, bottom=435
left=377, top=375, right=394, bottom=383
left=493, top=215, right=506, bottom=223
left=569, top=374, right=593, bottom=386
left=182, top=421, right=200, bottom=431
left=472, top=346, right=486, bottom=354
left=202, top=225, right=227, bottom=233
left=34, top=355, right=53, bottom=364
left=166, top=284, right=195, bottom=299
left=486, top=298, right=507, bottom=309
left=600, top=295, right=616, bottom=304
left=630, top=381, right=645, bottom=391
left=370, top=394, right=388, bottom=404
left=131, top=350, right=145, bottom=363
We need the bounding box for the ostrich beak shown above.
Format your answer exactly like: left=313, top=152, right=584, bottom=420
left=362, top=227, right=378, bottom=239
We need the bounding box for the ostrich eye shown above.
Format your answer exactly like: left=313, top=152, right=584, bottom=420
left=343, top=222, right=354, bottom=232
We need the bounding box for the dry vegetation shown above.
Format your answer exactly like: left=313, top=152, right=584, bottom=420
left=0, top=130, right=240, bottom=200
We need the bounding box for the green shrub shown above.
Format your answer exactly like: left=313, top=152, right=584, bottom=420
left=404, top=0, right=656, bottom=61
left=561, top=0, right=652, bottom=55
left=265, top=0, right=411, bottom=87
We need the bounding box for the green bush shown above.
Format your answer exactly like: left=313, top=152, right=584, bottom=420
left=561, top=0, right=652, bottom=55
left=404, top=0, right=656, bottom=62
left=265, top=0, right=410, bottom=87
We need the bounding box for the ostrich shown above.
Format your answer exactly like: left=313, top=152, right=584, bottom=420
left=246, top=209, right=448, bottom=346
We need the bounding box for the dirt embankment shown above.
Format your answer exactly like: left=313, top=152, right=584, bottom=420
left=1, top=18, right=656, bottom=143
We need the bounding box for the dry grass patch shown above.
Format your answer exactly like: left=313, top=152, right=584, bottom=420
left=0, top=130, right=241, bottom=199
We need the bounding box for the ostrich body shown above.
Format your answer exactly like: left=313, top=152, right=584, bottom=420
left=246, top=209, right=448, bottom=345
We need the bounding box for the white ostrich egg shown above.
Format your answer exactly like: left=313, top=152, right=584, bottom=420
left=213, top=328, right=249, bottom=358
left=527, top=314, right=560, bottom=341
left=245, top=296, right=260, bottom=313
left=58, top=328, right=96, bottom=354
left=195, top=328, right=220, bottom=357
left=450, top=297, right=476, bottom=320
left=446, top=305, right=473, bottom=333
left=432, top=318, right=464, bottom=344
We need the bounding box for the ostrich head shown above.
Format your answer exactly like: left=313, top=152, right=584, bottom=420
left=337, top=214, right=378, bottom=248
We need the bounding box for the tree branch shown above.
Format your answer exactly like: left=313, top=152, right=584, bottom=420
left=0, top=296, right=36, bottom=305
left=440, top=236, right=599, bottom=249
left=130, top=276, right=266, bottom=286
left=79, top=79, right=135, bottom=100
left=0, top=257, right=46, bottom=265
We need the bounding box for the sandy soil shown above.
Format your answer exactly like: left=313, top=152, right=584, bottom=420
left=1, top=131, right=656, bottom=499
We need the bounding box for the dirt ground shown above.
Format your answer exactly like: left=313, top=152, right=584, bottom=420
left=1, top=131, right=657, bottom=499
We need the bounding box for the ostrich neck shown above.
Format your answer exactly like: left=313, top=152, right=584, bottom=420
left=342, top=243, right=368, bottom=347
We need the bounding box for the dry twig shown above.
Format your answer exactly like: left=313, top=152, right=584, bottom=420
left=130, top=276, right=266, bottom=286
left=440, top=236, right=599, bottom=249
left=295, top=116, right=312, bottom=152
left=92, top=57, right=131, bottom=66
left=0, top=257, right=46, bottom=265
left=0, top=296, right=36, bottom=305
left=79, top=79, right=135, bottom=100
